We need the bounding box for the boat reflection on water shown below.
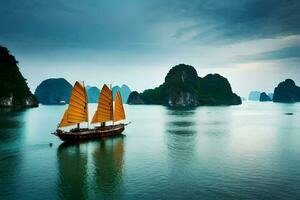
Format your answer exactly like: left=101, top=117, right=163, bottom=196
left=57, top=136, right=125, bottom=199
left=57, top=142, right=88, bottom=199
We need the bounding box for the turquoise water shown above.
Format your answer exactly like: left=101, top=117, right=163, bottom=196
left=0, top=102, right=300, bottom=200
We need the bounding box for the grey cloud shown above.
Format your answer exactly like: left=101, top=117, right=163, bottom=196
left=0, top=0, right=300, bottom=60
left=1, top=0, right=300, bottom=50
left=236, top=46, right=300, bottom=62
left=169, top=0, right=300, bottom=44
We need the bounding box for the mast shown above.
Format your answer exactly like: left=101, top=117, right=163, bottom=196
left=111, top=84, right=114, bottom=126
left=83, top=81, right=89, bottom=129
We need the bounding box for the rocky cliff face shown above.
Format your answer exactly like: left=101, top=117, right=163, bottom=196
left=273, top=79, right=300, bottom=103
left=167, top=91, right=199, bottom=107
left=0, top=95, right=13, bottom=107
left=127, top=64, right=242, bottom=107
left=0, top=45, right=38, bottom=107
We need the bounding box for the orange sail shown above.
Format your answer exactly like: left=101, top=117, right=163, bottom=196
left=58, top=81, right=88, bottom=128
left=91, top=84, right=113, bottom=123
left=114, top=91, right=126, bottom=122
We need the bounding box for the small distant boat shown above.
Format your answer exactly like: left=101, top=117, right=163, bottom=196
left=53, top=81, right=128, bottom=142
left=59, top=100, right=66, bottom=105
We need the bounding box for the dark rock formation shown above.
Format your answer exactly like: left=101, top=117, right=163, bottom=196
left=0, top=45, right=38, bottom=107
left=34, top=78, right=72, bottom=105
left=86, top=86, right=100, bottom=103
left=127, top=91, right=145, bottom=104
left=248, top=91, right=261, bottom=101
left=259, top=92, right=271, bottom=102
left=273, top=79, right=300, bottom=103
left=127, top=64, right=241, bottom=106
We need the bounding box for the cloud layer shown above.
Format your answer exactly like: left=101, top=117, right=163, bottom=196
left=0, top=0, right=299, bottom=96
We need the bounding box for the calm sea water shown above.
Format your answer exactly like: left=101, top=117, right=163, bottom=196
left=0, top=102, right=300, bottom=200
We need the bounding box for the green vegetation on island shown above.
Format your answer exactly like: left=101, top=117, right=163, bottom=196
left=0, top=45, right=38, bottom=107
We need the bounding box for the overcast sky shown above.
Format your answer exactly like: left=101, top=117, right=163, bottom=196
left=1, top=0, right=299, bottom=97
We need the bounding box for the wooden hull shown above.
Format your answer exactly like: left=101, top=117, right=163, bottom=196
left=53, top=124, right=125, bottom=142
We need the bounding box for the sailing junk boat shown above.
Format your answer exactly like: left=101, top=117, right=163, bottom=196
left=53, top=82, right=128, bottom=142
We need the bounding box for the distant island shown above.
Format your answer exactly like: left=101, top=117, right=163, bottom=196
left=273, top=79, right=300, bottom=103
left=112, top=85, right=131, bottom=103
left=35, top=79, right=131, bottom=104
left=248, top=91, right=261, bottom=101
left=248, top=91, right=273, bottom=101
left=268, top=93, right=274, bottom=100
left=86, top=86, right=100, bottom=103
left=88, top=84, right=131, bottom=103
left=128, top=64, right=241, bottom=106
left=259, top=92, right=271, bottom=102
left=35, top=78, right=72, bottom=105
left=0, top=45, right=38, bottom=107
